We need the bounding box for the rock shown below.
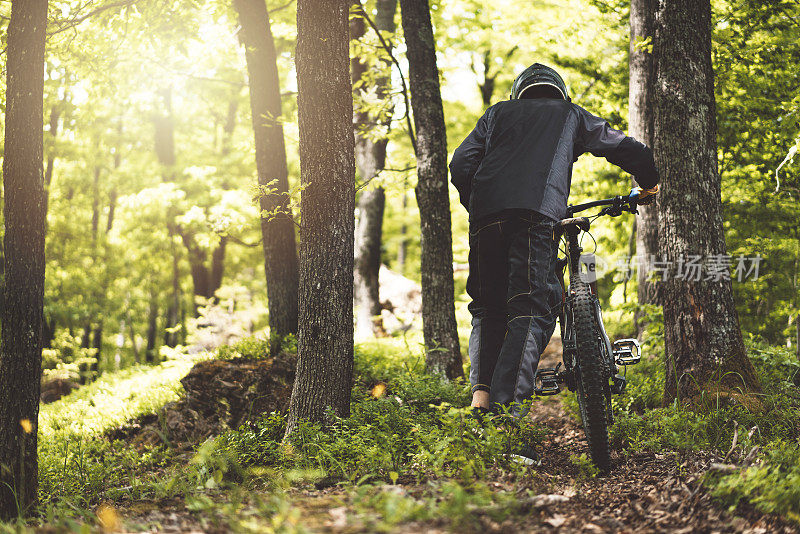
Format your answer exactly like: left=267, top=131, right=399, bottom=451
left=378, top=265, right=422, bottom=335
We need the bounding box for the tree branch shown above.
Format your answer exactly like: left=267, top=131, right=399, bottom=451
left=356, top=5, right=417, bottom=155
left=268, top=0, right=295, bottom=14
left=47, top=0, right=143, bottom=37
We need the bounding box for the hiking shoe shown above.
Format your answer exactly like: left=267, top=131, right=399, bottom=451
left=507, top=443, right=542, bottom=466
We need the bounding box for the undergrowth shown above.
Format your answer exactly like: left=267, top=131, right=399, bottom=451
left=13, top=336, right=546, bottom=532
left=8, top=330, right=798, bottom=530
left=599, top=330, right=800, bottom=522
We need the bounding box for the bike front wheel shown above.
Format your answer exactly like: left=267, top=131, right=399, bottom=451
left=568, top=276, right=612, bottom=471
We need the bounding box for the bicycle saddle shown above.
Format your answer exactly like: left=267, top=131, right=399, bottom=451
left=558, top=217, right=590, bottom=232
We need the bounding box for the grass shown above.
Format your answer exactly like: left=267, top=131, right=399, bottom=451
left=3, top=330, right=797, bottom=530
left=34, top=348, right=210, bottom=523
left=11, top=336, right=546, bottom=532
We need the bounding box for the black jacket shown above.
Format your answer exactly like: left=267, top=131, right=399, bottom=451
left=450, top=98, right=659, bottom=222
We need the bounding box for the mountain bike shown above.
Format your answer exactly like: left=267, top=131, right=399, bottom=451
left=533, top=190, right=644, bottom=471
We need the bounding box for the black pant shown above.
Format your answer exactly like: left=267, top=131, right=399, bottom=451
left=466, top=210, right=562, bottom=415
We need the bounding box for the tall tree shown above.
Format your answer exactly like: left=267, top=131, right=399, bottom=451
left=630, top=0, right=659, bottom=336
left=399, top=0, right=462, bottom=379
left=154, top=88, right=182, bottom=347
left=234, top=0, right=300, bottom=342
left=653, top=0, right=761, bottom=402
left=0, top=0, right=48, bottom=519
left=285, top=0, right=356, bottom=434
left=351, top=0, right=397, bottom=339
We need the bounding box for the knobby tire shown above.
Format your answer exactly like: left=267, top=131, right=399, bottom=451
left=569, top=274, right=612, bottom=472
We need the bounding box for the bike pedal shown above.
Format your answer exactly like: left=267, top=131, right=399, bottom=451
left=534, top=365, right=562, bottom=396
left=613, top=338, right=641, bottom=366
left=611, top=374, right=627, bottom=395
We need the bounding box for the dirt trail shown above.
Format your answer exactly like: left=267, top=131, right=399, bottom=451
left=518, top=398, right=796, bottom=534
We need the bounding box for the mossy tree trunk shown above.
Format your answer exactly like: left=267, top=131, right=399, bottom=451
left=400, top=0, right=463, bottom=379
left=0, top=0, right=48, bottom=520
left=285, top=0, right=356, bottom=435
left=653, top=0, right=761, bottom=403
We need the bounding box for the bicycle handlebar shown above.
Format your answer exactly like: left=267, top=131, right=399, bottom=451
left=566, top=191, right=639, bottom=218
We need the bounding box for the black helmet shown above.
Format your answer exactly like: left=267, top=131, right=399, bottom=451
left=510, top=63, right=570, bottom=101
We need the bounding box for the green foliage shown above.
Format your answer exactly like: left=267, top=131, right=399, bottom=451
left=710, top=441, right=800, bottom=521
left=353, top=338, right=424, bottom=384
left=350, top=480, right=526, bottom=531
left=216, top=335, right=272, bottom=361
left=596, top=338, right=800, bottom=522
left=41, top=331, right=98, bottom=383
left=569, top=453, right=600, bottom=479
left=35, top=350, right=207, bottom=519
left=215, top=367, right=541, bottom=486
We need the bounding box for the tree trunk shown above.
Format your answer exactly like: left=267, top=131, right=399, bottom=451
left=89, top=167, right=104, bottom=370
left=42, top=316, right=56, bottom=349
left=145, top=295, right=159, bottom=363
left=154, top=88, right=182, bottom=347
left=653, top=0, right=760, bottom=403
left=91, top=166, right=101, bottom=243
left=210, top=236, right=227, bottom=297
left=398, top=184, right=408, bottom=273
left=234, top=0, right=300, bottom=342
left=630, top=0, right=659, bottom=336
left=0, top=0, right=48, bottom=520
left=127, top=313, right=140, bottom=364
left=400, top=0, right=463, bottom=379
left=90, top=325, right=103, bottom=375
left=285, top=0, right=356, bottom=435
left=107, top=189, right=117, bottom=233
left=352, top=0, right=397, bottom=339
left=165, top=236, right=181, bottom=348
left=354, top=188, right=386, bottom=339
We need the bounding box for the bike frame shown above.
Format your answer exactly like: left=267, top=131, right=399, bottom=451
left=553, top=193, right=640, bottom=398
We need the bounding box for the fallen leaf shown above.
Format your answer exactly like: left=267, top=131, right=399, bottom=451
left=97, top=503, right=121, bottom=532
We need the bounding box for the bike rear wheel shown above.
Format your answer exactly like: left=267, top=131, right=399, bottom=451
left=569, top=276, right=612, bottom=471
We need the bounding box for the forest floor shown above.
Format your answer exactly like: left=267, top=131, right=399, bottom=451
left=109, top=395, right=797, bottom=533
left=99, top=347, right=798, bottom=534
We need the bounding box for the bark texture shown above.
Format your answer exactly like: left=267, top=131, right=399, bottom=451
left=630, top=0, right=660, bottom=335
left=351, top=0, right=397, bottom=339
left=235, top=0, right=300, bottom=341
left=285, top=0, right=356, bottom=434
left=0, top=0, right=48, bottom=519
left=400, top=0, right=463, bottom=379
left=653, top=0, right=760, bottom=403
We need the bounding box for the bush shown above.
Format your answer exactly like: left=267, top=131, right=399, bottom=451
left=41, top=331, right=98, bottom=383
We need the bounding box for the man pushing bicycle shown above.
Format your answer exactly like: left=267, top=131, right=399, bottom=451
left=450, top=63, right=659, bottom=461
